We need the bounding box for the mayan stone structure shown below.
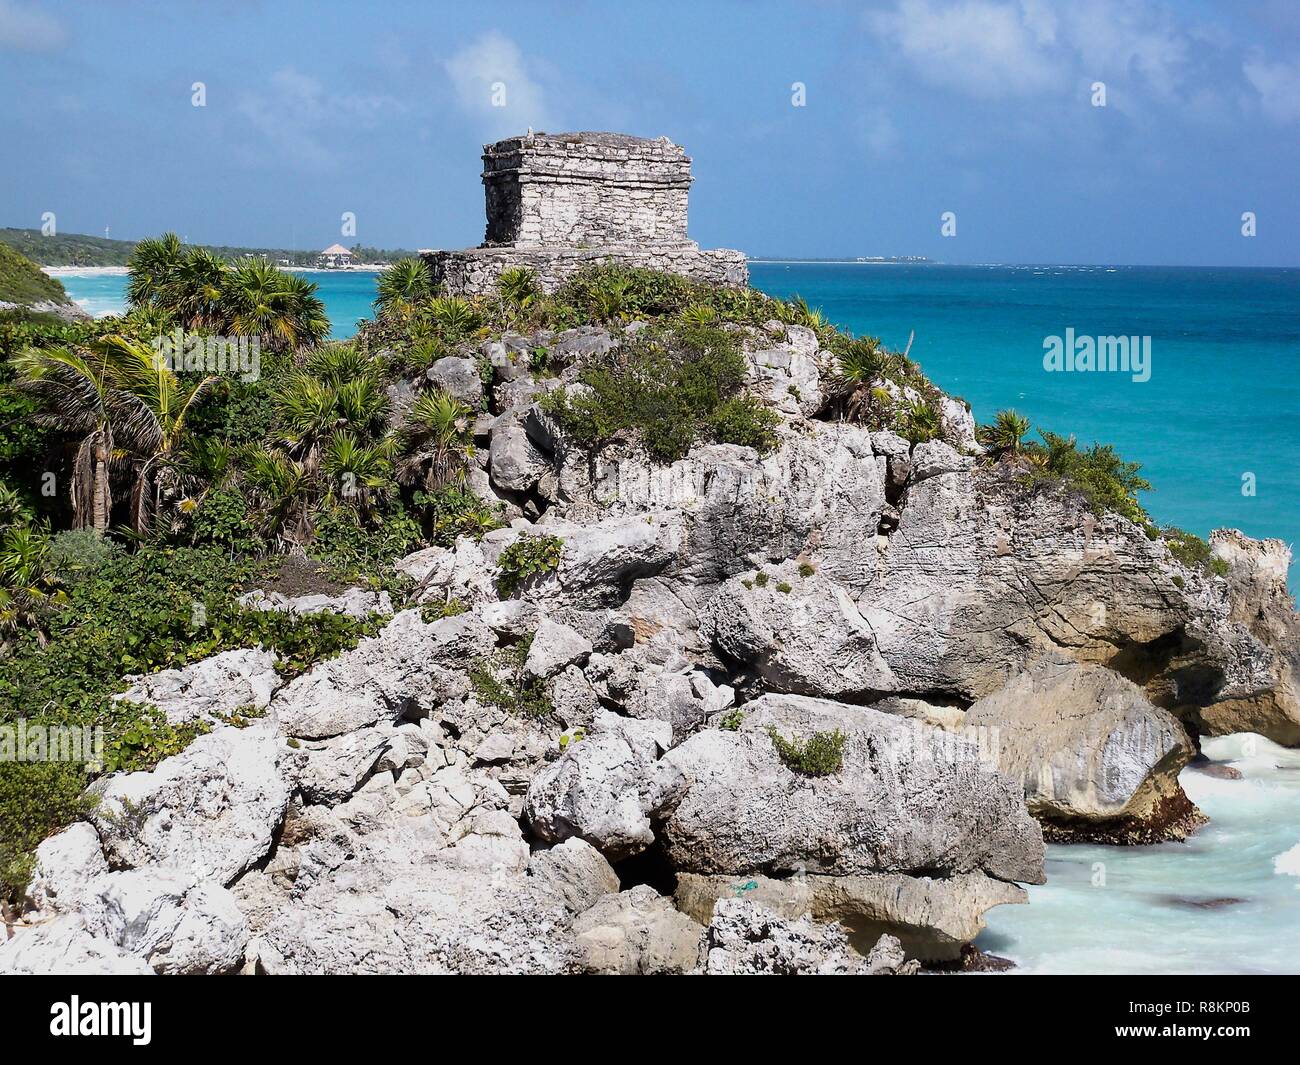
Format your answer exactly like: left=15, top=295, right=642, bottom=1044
left=425, top=132, right=747, bottom=295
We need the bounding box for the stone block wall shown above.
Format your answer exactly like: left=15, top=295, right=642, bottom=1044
left=424, top=245, right=749, bottom=297
left=482, top=133, right=692, bottom=247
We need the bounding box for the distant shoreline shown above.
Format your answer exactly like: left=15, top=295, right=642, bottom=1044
left=45, top=265, right=385, bottom=277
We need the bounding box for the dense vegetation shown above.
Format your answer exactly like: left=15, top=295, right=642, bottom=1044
left=0, top=228, right=418, bottom=268
left=0, top=239, right=1211, bottom=901
left=0, top=244, right=71, bottom=306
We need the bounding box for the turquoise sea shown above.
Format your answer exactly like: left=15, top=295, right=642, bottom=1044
left=50, top=262, right=1300, bottom=973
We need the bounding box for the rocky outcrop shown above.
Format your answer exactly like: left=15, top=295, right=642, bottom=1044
left=964, top=658, right=1201, bottom=842
left=571, top=885, right=704, bottom=974
left=237, top=588, right=394, bottom=620
left=660, top=694, right=1045, bottom=884
left=675, top=870, right=1025, bottom=963
left=12, top=250, right=1300, bottom=978
left=523, top=711, right=685, bottom=860
left=697, top=899, right=918, bottom=975
left=90, top=720, right=292, bottom=886
left=116, top=647, right=282, bottom=727
left=270, top=611, right=495, bottom=739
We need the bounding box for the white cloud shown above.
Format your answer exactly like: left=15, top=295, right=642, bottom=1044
left=1244, top=53, right=1300, bottom=123
left=443, top=31, right=554, bottom=136
left=238, top=67, right=405, bottom=167
left=866, top=0, right=1061, bottom=99
left=0, top=0, right=66, bottom=51
left=865, top=0, right=1203, bottom=110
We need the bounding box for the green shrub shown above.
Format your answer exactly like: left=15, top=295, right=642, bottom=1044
left=309, top=503, right=422, bottom=589
left=767, top=727, right=847, bottom=777
left=707, top=395, right=780, bottom=452
left=413, top=485, right=503, bottom=546
left=496, top=534, right=563, bottom=596
left=541, top=323, right=776, bottom=462
left=797, top=561, right=815, bottom=578
left=776, top=581, right=792, bottom=594
left=719, top=709, right=745, bottom=731
left=0, top=761, right=95, bottom=901
left=1162, top=526, right=1231, bottom=577
left=420, top=597, right=466, bottom=624
left=1021, top=430, right=1151, bottom=523
left=754, top=570, right=769, bottom=588
left=184, top=487, right=265, bottom=556
left=469, top=634, right=553, bottom=719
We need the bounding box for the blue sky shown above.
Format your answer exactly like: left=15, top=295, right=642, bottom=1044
left=2, top=0, right=1298, bottom=265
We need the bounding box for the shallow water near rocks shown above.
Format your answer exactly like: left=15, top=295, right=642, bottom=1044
left=978, top=735, right=1300, bottom=974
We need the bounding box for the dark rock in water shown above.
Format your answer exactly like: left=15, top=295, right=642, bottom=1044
left=925, top=943, right=1016, bottom=974
left=1040, top=790, right=1208, bottom=845
left=1160, top=895, right=1247, bottom=910
left=1187, top=762, right=1243, bottom=780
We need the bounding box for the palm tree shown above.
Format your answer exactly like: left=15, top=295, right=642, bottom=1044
left=15, top=337, right=217, bottom=536
left=977, top=409, right=1031, bottom=457
left=126, top=232, right=185, bottom=309
left=225, top=259, right=328, bottom=352
left=678, top=303, right=719, bottom=327
left=394, top=389, right=473, bottom=491
left=322, top=430, right=392, bottom=512
left=240, top=445, right=312, bottom=544
left=0, top=523, right=67, bottom=646
left=100, top=336, right=219, bottom=535
left=427, top=296, right=483, bottom=338
left=13, top=343, right=119, bottom=533
left=901, top=399, right=942, bottom=444
left=166, top=248, right=228, bottom=332
left=375, top=257, right=434, bottom=315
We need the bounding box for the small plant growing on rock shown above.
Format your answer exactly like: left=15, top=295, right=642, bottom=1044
left=420, top=597, right=467, bottom=624
left=496, top=535, right=563, bottom=597
left=1161, top=526, right=1231, bottom=577
left=470, top=633, right=553, bottom=719
left=797, top=561, right=815, bottom=578
left=754, top=570, right=769, bottom=588
left=719, top=709, right=745, bottom=731
left=776, top=581, right=792, bottom=594
left=767, top=727, right=846, bottom=777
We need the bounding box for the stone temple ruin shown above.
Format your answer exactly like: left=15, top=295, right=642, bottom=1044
left=424, top=132, right=747, bottom=295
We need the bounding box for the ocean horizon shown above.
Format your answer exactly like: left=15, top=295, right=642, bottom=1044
left=53, top=261, right=1300, bottom=590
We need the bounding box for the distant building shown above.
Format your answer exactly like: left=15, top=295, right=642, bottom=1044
left=316, top=243, right=354, bottom=269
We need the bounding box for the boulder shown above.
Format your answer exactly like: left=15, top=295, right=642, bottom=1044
left=91, top=721, right=291, bottom=885
left=271, top=610, right=496, bottom=739
left=675, top=869, right=1025, bottom=962
left=489, top=422, right=548, bottom=494
left=24, top=822, right=108, bottom=914
left=296, top=728, right=392, bottom=806
left=660, top=694, right=1044, bottom=884
left=523, top=617, right=593, bottom=680
left=963, top=659, right=1201, bottom=841
left=80, top=868, right=248, bottom=975
left=115, top=647, right=282, bottom=727
left=571, top=885, right=704, bottom=975
left=426, top=355, right=485, bottom=409
left=698, top=898, right=913, bottom=975
left=528, top=838, right=620, bottom=914
left=701, top=563, right=896, bottom=699
left=0, top=915, right=154, bottom=975
left=523, top=711, right=685, bottom=860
